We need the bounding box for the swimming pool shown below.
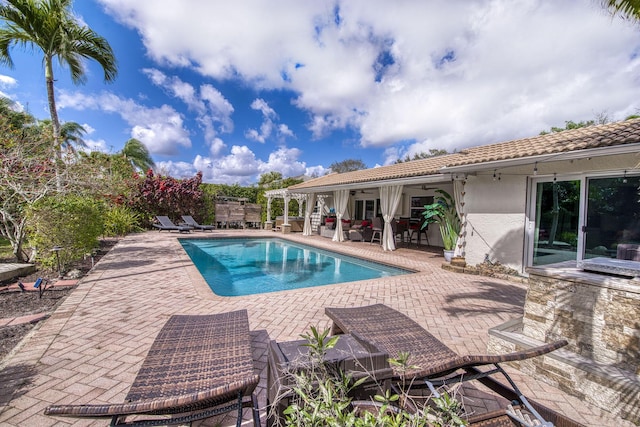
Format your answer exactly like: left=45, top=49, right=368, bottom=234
left=179, top=238, right=412, bottom=296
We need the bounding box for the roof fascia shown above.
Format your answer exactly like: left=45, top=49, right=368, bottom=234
left=439, top=143, right=640, bottom=173
left=289, top=174, right=450, bottom=193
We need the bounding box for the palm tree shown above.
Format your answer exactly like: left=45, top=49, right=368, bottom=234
left=39, top=119, right=87, bottom=156
left=121, top=138, right=155, bottom=172
left=0, top=0, right=117, bottom=189
left=603, top=0, right=640, bottom=21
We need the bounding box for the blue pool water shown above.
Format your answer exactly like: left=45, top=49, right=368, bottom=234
left=179, top=238, right=411, bottom=296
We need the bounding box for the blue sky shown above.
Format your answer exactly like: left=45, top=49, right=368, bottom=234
left=1, top=0, right=640, bottom=185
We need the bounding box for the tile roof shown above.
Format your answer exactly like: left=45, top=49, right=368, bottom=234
left=447, top=117, right=640, bottom=167
left=290, top=118, right=640, bottom=190
left=289, top=154, right=456, bottom=190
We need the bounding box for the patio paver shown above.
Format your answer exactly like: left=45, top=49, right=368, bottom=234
left=0, top=230, right=632, bottom=426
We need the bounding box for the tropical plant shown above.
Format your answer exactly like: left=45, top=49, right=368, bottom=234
left=0, top=0, right=117, bottom=189
left=129, top=170, right=205, bottom=225
left=276, top=326, right=467, bottom=427
left=0, top=95, right=34, bottom=129
left=603, top=0, right=640, bottom=21
left=38, top=119, right=87, bottom=155
left=421, top=189, right=460, bottom=251
left=103, top=205, right=142, bottom=237
left=27, top=193, right=104, bottom=271
left=121, top=138, right=155, bottom=172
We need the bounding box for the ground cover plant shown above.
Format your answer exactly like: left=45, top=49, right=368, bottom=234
left=274, top=326, right=467, bottom=427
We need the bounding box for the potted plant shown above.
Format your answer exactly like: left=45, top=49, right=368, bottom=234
left=421, top=189, right=461, bottom=262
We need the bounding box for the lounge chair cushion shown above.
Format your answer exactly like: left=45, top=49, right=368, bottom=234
left=45, top=311, right=259, bottom=426
left=325, top=304, right=566, bottom=379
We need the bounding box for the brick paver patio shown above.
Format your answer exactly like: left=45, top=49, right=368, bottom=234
left=0, top=230, right=631, bottom=426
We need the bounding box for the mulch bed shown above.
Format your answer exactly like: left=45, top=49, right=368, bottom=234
left=0, top=238, right=119, bottom=362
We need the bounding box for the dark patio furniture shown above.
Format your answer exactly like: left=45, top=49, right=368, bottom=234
left=181, top=215, right=215, bottom=231
left=266, top=334, right=392, bottom=426
left=45, top=310, right=261, bottom=427
left=152, top=215, right=191, bottom=233
left=408, top=218, right=430, bottom=246
left=325, top=304, right=569, bottom=426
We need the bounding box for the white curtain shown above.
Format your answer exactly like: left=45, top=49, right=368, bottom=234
left=303, top=193, right=316, bottom=236
left=453, top=179, right=465, bottom=257
left=332, top=189, right=349, bottom=242
left=379, top=185, right=404, bottom=251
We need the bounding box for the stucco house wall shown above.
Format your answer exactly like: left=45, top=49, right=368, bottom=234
left=463, top=173, right=528, bottom=271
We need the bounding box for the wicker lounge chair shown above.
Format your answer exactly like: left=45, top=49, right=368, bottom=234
left=45, top=310, right=261, bottom=427
left=182, top=215, right=215, bottom=231
left=152, top=215, right=192, bottom=232
left=325, top=304, right=568, bottom=426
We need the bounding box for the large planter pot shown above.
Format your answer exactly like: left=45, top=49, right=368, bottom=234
left=443, top=250, right=455, bottom=262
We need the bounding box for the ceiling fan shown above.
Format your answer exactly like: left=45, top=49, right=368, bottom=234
left=350, top=190, right=374, bottom=195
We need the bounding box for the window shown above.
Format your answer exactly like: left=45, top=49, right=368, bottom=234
left=532, top=180, right=580, bottom=266
left=529, top=173, right=640, bottom=266
left=410, top=196, right=433, bottom=220
left=585, top=176, right=640, bottom=259
left=355, top=199, right=377, bottom=220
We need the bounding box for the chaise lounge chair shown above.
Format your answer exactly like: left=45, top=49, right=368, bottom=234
left=325, top=304, right=568, bottom=426
left=153, top=215, right=191, bottom=233
left=182, top=215, right=215, bottom=231
left=45, top=310, right=261, bottom=427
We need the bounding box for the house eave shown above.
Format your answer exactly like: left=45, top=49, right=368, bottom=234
left=439, top=143, right=640, bottom=174
left=290, top=173, right=450, bottom=193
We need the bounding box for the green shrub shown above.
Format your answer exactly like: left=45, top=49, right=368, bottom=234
left=27, top=194, right=104, bottom=272
left=277, top=327, right=467, bottom=427
left=103, top=205, right=142, bottom=237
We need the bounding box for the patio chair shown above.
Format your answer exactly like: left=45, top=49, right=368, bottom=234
left=408, top=218, right=430, bottom=246
left=153, top=215, right=191, bottom=233
left=370, top=217, right=383, bottom=244
left=182, top=215, right=215, bottom=231
left=45, top=310, right=261, bottom=427
left=325, top=303, right=568, bottom=426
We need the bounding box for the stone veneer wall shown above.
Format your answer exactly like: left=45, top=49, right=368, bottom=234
left=489, top=262, right=640, bottom=423
left=523, top=263, right=639, bottom=373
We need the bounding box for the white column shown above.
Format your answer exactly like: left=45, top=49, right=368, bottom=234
left=284, top=195, right=290, bottom=225
left=266, top=196, right=272, bottom=223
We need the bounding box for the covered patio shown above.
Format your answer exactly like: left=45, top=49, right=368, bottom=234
left=266, top=157, right=467, bottom=253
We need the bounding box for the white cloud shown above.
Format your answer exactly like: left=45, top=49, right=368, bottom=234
left=305, top=165, right=328, bottom=178
left=245, top=98, right=295, bottom=143
left=193, top=145, right=316, bottom=184
left=142, top=69, right=233, bottom=154
left=0, top=74, right=17, bottom=87
left=57, top=90, right=191, bottom=155
left=98, top=0, right=640, bottom=156
left=258, top=147, right=307, bottom=177
left=0, top=74, right=21, bottom=109
left=155, top=160, right=195, bottom=179
left=382, top=146, right=400, bottom=165
left=81, top=123, right=96, bottom=135
left=83, top=138, right=110, bottom=153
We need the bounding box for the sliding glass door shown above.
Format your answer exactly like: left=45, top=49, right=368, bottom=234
left=529, top=173, right=639, bottom=266
left=532, top=180, right=581, bottom=266
left=584, top=176, right=640, bottom=259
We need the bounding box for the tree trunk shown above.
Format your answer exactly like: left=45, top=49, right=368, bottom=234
left=0, top=212, right=28, bottom=262
left=45, top=56, right=63, bottom=192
